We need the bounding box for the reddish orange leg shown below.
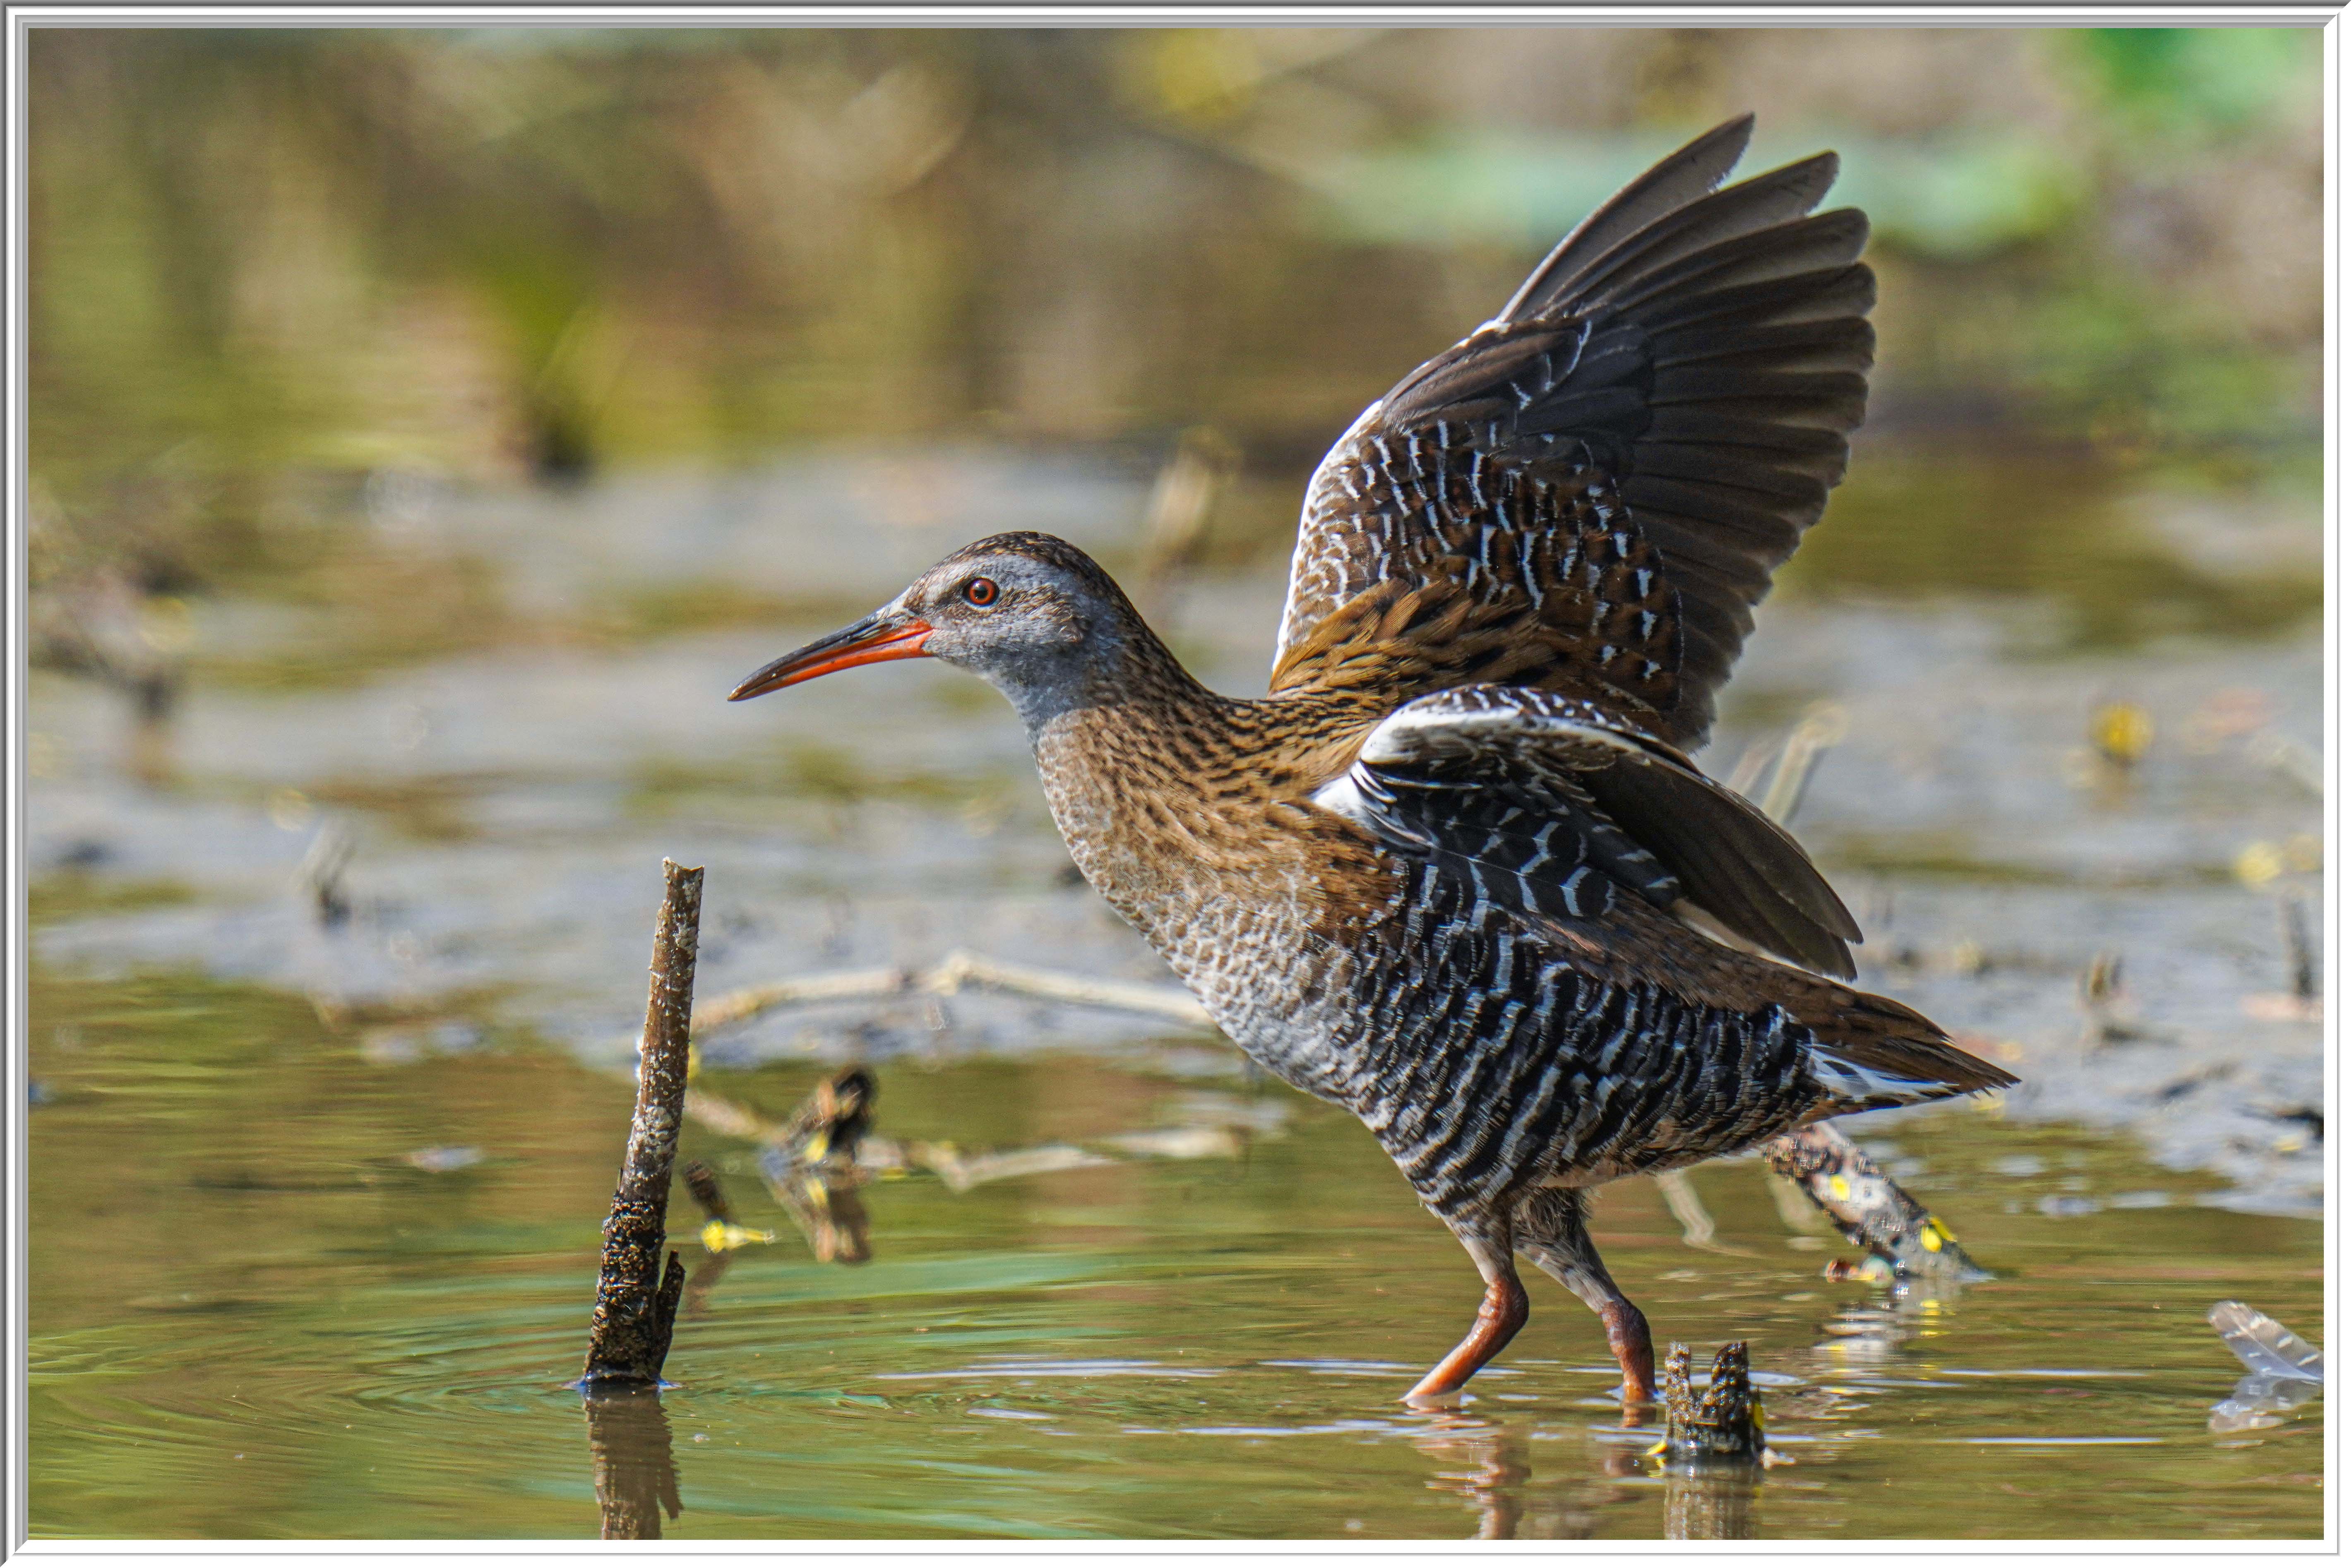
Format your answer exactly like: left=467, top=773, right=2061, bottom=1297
left=1403, top=1273, right=1529, bottom=1405
left=1602, top=1296, right=1655, bottom=1407
left=1512, top=1189, right=1655, bottom=1411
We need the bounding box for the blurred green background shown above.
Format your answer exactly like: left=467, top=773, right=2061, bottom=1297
left=29, top=25, right=2322, bottom=652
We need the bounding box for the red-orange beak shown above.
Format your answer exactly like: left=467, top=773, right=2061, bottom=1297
left=728, top=612, right=935, bottom=701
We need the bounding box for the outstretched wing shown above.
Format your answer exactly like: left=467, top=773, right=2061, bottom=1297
left=1314, top=684, right=1862, bottom=978
left=1273, top=115, right=1872, bottom=748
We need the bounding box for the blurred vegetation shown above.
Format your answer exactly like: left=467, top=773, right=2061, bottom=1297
left=28, top=26, right=2321, bottom=622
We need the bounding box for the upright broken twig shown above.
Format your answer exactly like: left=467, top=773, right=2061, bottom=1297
left=2279, top=896, right=2316, bottom=1005
left=1657, top=1342, right=1772, bottom=1468
left=582, top=859, right=704, bottom=1385
left=1655, top=1342, right=1773, bottom=1541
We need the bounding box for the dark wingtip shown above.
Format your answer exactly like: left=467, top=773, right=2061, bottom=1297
left=1494, top=113, right=1766, bottom=326
left=1705, top=111, right=1759, bottom=163
left=1972, top=1057, right=2025, bottom=1094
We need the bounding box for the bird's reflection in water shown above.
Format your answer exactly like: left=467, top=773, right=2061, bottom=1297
left=581, top=1383, right=681, bottom=1541
left=757, top=1066, right=879, bottom=1265
left=1408, top=1415, right=1596, bottom=1539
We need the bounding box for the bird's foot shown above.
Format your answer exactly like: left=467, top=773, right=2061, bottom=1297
left=1603, top=1297, right=1656, bottom=1411
left=1400, top=1274, right=1528, bottom=1405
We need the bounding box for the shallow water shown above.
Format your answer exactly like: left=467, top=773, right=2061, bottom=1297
left=25, top=968, right=2323, bottom=1540
left=25, top=443, right=2324, bottom=1539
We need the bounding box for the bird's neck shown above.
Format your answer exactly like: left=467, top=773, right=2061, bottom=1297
left=1003, top=610, right=1205, bottom=736
left=1025, top=633, right=1379, bottom=955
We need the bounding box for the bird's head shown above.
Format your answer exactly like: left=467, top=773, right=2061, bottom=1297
left=728, top=531, right=1150, bottom=730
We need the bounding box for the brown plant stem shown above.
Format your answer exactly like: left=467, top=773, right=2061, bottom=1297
left=689, top=948, right=1213, bottom=1036
left=582, top=858, right=703, bottom=1385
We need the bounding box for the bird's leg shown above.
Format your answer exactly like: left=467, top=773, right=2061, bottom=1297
left=1403, top=1221, right=1528, bottom=1406
left=1514, top=1188, right=1657, bottom=1409
left=1597, top=1297, right=1655, bottom=1409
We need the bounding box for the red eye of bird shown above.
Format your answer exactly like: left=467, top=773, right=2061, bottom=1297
left=963, top=577, right=999, bottom=607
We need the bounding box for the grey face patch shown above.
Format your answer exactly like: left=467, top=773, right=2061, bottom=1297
left=895, top=538, right=1143, bottom=735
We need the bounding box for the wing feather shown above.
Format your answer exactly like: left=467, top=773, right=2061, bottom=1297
left=1497, top=114, right=1758, bottom=322
left=1318, top=685, right=1861, bottom=978
left=1275, top=119, right=1874, bottom=745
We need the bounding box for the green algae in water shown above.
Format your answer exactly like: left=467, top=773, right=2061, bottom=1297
left=27, top=970, right=2321, bottom=1540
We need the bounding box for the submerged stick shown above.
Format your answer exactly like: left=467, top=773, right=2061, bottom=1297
left=1732, top=717, right=1987, bottom=1278
left=1761, top=1122, right=1988, bottom=1281
left=690, top=947, right=1213, bottom=1037
left=582, top=859, right=704, bottom=1386
left=1756, top=703, right=1846, bottom=827
left=1653, top=1169, right=1749, bottom=1256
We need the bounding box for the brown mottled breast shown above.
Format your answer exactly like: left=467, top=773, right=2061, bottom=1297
left=1030, top=679, right=1397, bottom=954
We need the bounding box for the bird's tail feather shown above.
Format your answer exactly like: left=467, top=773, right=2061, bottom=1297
left=1794, top=987, right=2016, bottom=1112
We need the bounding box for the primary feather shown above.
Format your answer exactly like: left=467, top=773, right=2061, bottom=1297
left=1273, top=114, right=1874, bottom=752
